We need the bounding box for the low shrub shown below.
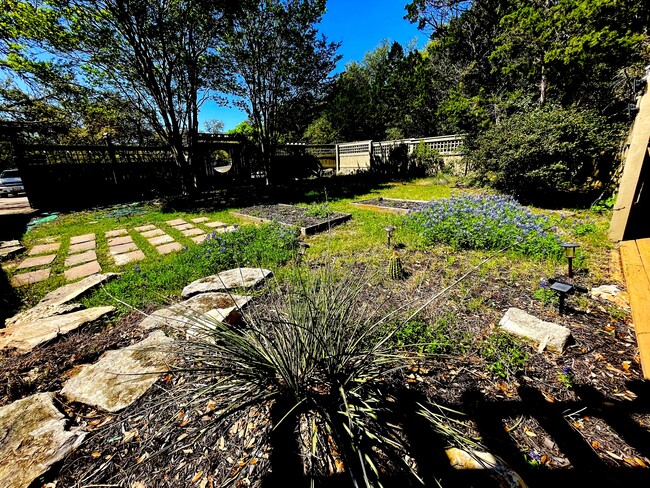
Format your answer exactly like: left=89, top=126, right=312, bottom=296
left=411, top=141, right=444, bottom=176
left=480, top=332, right=529, bottom=378
left=406, top=194, right=563, bottom=259
left=391, top=313, right=469, bottom=355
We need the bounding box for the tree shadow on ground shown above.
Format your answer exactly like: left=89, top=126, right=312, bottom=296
left=262, top=380, right=650, bottom=487
left=0, top=266, right=20, bottom=327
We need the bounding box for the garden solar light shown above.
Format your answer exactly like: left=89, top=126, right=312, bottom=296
left=384, top=225, right=396, bottom=248
left=560, top=242, right=580, bottom=277
left=297, top=241, right=310, bottom=264
left=550, top=281, right=573, bottom=315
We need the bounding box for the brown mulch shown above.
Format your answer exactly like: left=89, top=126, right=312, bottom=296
left=236, top=204, right=349, bottom=228
left=353, top=197, right=428, bottom=211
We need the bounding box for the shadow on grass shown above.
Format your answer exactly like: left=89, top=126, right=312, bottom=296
left=0, top=266, right=20, bottom=327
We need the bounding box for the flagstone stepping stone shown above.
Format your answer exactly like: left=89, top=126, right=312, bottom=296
left=109, top=241, right=138, bottom=255
left=166, top=218, right=186, bottom=226
left=134, top=224, right=156, bottom=232
left=139, top=292, right=252, bottom=332
left=149, top=234, right=174, bottom=245
left=182, top=268, right=272, bottom=298
left=141, top=228, right=165, bottom=238
left=60, top=330, right=173, bottom=413
left=105, top=228, right=128, bottom=238
left=156, top=242, right=182, bottom=255
left=191, top=217, right=210, bottom=223
left=35, top=236, right=60, bottom=244
left=499, top=307, right=572, bottom=352
left=192, top=234, right=208, bottom=244
left=445, top=448, right=526, bottom=487
left=6, top=273, right=117, bottom=327
left=0, top=306, right=114, bottom=354
left=205, top=221, right=227, bottom=228
left=107, top=235, right=133, bottom=246
left=68, top=240, right=96, bottom=253
left=182, top=227, right=204, bottom=237
left=64, top=260, right=101, bottom=281
left=114, top=250, right=146, bottom=266
left=28, top=242, right=60, bottom=256
left=210, top=225, right=239, bottom=234
left=70, top=233, right=95, bottom=245
left=0, top=240, right=24, bottom=260
left=16, top=253, right=56, bottom=270
left=64, top=249, right=96, bottom=267
left=0, top=392, right=86, bottom=488
left=173, top=223, right=194, bottom=231
left=11, top=268, right=51, bottom=287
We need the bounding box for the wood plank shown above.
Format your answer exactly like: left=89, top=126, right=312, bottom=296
left=620, top=240, right=650, bottom=378
left=635, top=237, right=650, bottom=274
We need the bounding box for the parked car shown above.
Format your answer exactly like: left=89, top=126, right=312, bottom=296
left=0, top=169, right=25, bottom=197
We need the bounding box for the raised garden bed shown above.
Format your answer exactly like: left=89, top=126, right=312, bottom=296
left=351, top=197, right=429, bottom=214
left=232, top=204, right=351, bottom=235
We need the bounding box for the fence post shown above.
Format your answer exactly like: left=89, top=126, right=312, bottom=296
left=335, top=143, right=340, bottom=174
left=103, top=133, right=119, bottom=186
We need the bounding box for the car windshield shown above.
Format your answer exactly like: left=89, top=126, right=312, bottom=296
left=1, top=170, right=20, bottom=178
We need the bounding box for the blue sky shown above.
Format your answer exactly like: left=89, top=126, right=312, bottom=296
left=200, top=0, right=427, bottom=131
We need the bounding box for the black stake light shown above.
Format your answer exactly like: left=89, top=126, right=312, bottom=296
left=550, top=281, right=573, bottom=315
left=560, top=242, right=580, bottom=278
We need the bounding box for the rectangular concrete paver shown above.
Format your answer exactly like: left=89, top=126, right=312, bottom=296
left=165, top=219, right=186, bottom=226
left=182, top=228, right=204, bottom=237
left=29, top=243, right=61, bottom=256
left=205, top=221, right=227, bottom=228
left=105, top=229, right=128, bottom=238
left=17, top=254, right=57, bottom=270
left=70, top=234, right=95, bottom=245
left=64, top=261, right=101, bottom=281
left=107, top=236, right=133, bottom=247
left=134, top=224, right=156, bottom=232
left=64, top=250, right=97, bottom=268
left=191, top=234, right=208, bottom=244
left=114, top=250, right=146, bottom=266
left=156, top=242, right=183, bottom=255
left=191, top=217, right=209, bottom=223
left=148, top=234, right=174, bottom=245
left=11, top=268, right=51, bottom=287
left=141, top=228, right=164, bottom=238
left=68, top=240, right=96, bottom=254
left=173, top=223, right=194, bottom=231
left=109, top=242, right=138, bottom=255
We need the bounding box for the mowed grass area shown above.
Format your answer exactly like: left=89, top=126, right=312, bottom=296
left=3, top=175, right=616, bottom=321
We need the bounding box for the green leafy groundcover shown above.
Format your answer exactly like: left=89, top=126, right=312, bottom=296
left=406, top=195, right=563, bottom=260
left=87, top=223, right=299, bottom=311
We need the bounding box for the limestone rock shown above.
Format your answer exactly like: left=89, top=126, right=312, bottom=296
left=0, top=393, right=86, bottom=488
left=499, top=308, right=572, bottom=352
left=182, top=267, right=272, bottom=298
left=0, top=239, right=24, bottom=260
left=591, top=284, right=630, bottom=309
left=445, top=448, right=527, bottom=487
left=0, top=306, right=115, bottom=354
left=60, top=330, right=173, bottom=412
left=139, top=292, right=251, bottom=332
left=6, top=273, right=117, bottom=327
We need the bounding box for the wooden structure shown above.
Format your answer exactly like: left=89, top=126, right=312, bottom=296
left=610, top=75, right=650, bottom=378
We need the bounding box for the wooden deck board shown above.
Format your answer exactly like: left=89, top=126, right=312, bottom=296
left=620, top=239, right=650, bottom=378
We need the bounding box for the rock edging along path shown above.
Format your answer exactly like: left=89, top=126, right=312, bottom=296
left=182, top=267, right=273, bottom=298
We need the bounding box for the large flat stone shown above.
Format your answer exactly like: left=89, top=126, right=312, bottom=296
left=6, top=273, right=117, bottom=327
left=205, top=221, right=227, bottom=228
left=139, top=292, right=252, bottom=331
left=28, top=242, right=60, bottom=256
left=141, top=228, right=164, bottom=238
left=191, top=217, right=210, bottom=223
left=109, top=241, right=138, bottom=255
left=165, top=218, right=186, bottom=226
left=192, top=234, right=207, bottom=244
left=134, top=224, right=156, bottom=232
left=70, top=233, right=95, bottom=245
left=0, top=306, right=115, bottom=354
left=173, top=223, right=194, bottom=231
left=107, top=235, right=133, bottom=246
left=10, top=268, right=51, bottom=287
left=1, top=239, right=21, bottom=249
left=64, top=249, right=96, bottom=267
left=156, top=242, right=182, bottom=254
left=16, top=253, right=56, bottom=269
left=182, top=268, right=272, bottom=298
left=148, top=234, right=174, bottom=245
left=105, top=228, right=128, bottom=238
left=68, top=240, right=95, bottom=254
left=499, top=308, right=572, bottom=352
left=182, top=227, right=204, bottom=237
left=60, top=331, right=173, bottom=413
left=0, top=243, right=24, bottom=260
left=114, top=250, right=145, bottom=266
left=65, top=260, right=101, bottom=281
left=0, top=393, right=86, bottom=488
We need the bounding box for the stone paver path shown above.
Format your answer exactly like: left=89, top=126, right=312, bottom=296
left=105, top=228, right=128, bottom=238
left=64, top=261, right=102, bottom=281
left=205, top=220, right=227, bottom=228
left=11, top=268, right=50, bottom=287
left=64, top=234, right=101, bottom=281
left=166, top=218, right=211, bottom=245
left=138, top=223, right=184, bottom=255
left=28, top=242, right=60, bottom=256
left=191, top=217, right=209, bottom=223
left=105, top=231, right=145, bottom=266
left=68, top=239, right=95, bottom=253
left=64, top=250, right=96, bottom=268
left=16, top=253, right=56, bottom=270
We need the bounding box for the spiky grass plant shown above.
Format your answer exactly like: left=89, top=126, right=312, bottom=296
left=174, top=267, right=432, bottom=485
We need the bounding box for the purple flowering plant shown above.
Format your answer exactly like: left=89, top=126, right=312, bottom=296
left=406, top=195, right=563, bottom=260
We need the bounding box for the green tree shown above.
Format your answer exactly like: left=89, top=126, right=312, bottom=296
left=222, top=0, right=339, bottom=181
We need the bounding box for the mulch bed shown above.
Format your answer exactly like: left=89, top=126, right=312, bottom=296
left=352, top=197, right=429, bottom=213
left=4, top=251, right=650, bottom=487
left=233, top=203, right=351, bottom=235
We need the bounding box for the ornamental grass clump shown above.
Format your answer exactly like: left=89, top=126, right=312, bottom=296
left=406, top=194, right=563, bottom=259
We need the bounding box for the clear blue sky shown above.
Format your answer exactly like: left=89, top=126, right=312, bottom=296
left=199, top=0, right=427, bottom=132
